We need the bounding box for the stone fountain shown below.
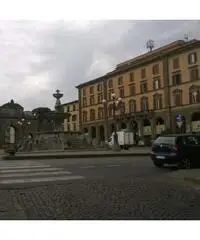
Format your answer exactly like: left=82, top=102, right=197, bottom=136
left=18, top=90, right=93, bottom=152
left=31, top=90, right=71, bottom=151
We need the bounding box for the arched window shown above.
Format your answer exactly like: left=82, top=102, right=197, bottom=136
left=153, top=94, right=163, bottom=110
left=98, top=107, right=104, bottom=119
left=108, top=104, right=113, bottom=117
left=140, top=97, right=149, bottom=111
left=189, top=86, right=200, bottom=104
left=90, top=109, right=96, bottom=121
left=129, top=99, right=136, bottom=113
left=173, top=89, right=182, bottom=106
left=82, top=111, right=87, bottom=122
left=120, top=102, right=125, bottom=115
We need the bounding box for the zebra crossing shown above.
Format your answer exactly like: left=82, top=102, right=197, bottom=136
left=0, top=160, right=84, bottom=185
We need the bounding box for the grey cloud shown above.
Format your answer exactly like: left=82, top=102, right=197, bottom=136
left=0, top=20, right=200, bottom=110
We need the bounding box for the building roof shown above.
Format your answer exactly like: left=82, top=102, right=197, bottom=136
left=116, top=40, right=186, bottom=69
left=107, top=39, right=200, bottom=77
left=60, top=100, right=79, bottom=107
left=0, top=99, right=24, bottom=110
left=75, top=39, right=200, bottom=88
left=75, top=75, right=106, bottom=89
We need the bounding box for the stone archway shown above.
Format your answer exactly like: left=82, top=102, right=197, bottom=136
left=129, top=119, right=139, bottom=145
left=191, top=112, right=200, bottom=132
left=109, top=123, right=115, bottom=135
left=121, top=122, right=127, bottom=130
left=91, top=126, right=96, bottom=139
left=9, top=126, right=16, bottom=144
left=130, top=119, right=138, bottom=131
left=99, top=125, right=105, bottom=141
left=83, top=128, right=88, bottom=134
left=5, top=125, right=16, bottom=144
left=143, top=118, right=152, bottom=146
left=155, top=117, right=165, bottom=137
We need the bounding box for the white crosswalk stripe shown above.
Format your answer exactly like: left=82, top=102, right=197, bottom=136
left=0, top=160, right=84, bottom=185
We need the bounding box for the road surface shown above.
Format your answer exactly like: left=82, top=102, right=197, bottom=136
left=0, top=156, right=200, bottom=219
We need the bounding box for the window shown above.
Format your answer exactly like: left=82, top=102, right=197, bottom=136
left=119, top=87, right=124, bottom=98
left=173, top=58, right=180, bottom=70
left=189, top=87, right=200, bottom=104
left=188, top=52, right=197, bottom=65
left=154, top=136, right=176, bottom=145
left=67, top=124, right=70, bottom=131
left=67, top=106, right=70, bottom=112
left=152, top=64, right=159, bottom=75
left=184, top=136, right=200, bottom=145
left=190, top=68, right=199, bottom=81
left=108, top=79, right=113, bottom=88
left=140, top=81, right=148, bottom=93
left=108, top=104, right=113, bottom=117
left=129, top=99, right=136, bottom=113
left=90, top=109, right=95, bottom=121
left=97, top=83, right=102, bottom=91
left=120, top=102, right=125, bottom=115
left=140, top=97, right=149, bottom=111
left=72, top=115, right=77, bottom=121
left=90, top=86, right=94, bottom=94
left=153, top=94, right=162, bottom=110
left=73, top=104, right=76, bottom=111
left=173, top=89, right=182, bottom=106
left=108, top=90, right=113, bottom=101
left=98, top=93, right=103, bottom=103
left=129, top=84, right=136, bottom=96
left=83, top=89, right=86, bottom=96
left=153, top=77, right=161, bottom=90
left=82, top=111, right=87, bottom=122
left=118, top=76, right=123, bottom=85
left=90, top=95, right=95, bottom=105
left=141, top=68, right=146, bottom=79
left=172, top=72, right=181, bottom=85
left=83, top=97, right=87, bottom=106
left=129, top=72, right=135, bottom=82
left=98, top=107, right=104, bottom=119
left=73, top=123, right=77, bottom=131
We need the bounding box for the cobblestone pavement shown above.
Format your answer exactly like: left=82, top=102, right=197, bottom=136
left=1, top=157, right=200, bottom=220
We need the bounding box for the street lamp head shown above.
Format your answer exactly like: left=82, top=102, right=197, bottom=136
left=111, top=93, right=116, bottom=99
left=27, top=121, right=31, bottom=125
left=102, top=99, right=106, bottom=104
left=21, top=118, right=25, bottom=122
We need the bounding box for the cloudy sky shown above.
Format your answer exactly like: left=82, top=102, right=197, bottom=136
left=0, top=20, right=199, bottom=110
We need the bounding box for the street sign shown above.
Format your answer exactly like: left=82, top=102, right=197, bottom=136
left=176, top=113, right=182, bottom=121
left=176, top=113, right=184, bottom=129
left=177, top=121, right=183, bottom=128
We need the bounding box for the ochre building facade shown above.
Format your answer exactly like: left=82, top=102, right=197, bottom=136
left=75, top=39, right=200, bottom=145
left=62, top=100, right=80, bottom=133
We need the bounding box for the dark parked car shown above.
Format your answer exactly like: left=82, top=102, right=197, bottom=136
left=150, top=133, right=200, bottom=169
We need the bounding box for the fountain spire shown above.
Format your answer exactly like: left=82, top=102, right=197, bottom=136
left=53, top=89, right=63, bottom=109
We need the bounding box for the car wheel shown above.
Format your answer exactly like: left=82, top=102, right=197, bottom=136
left=153, top=162, right=163, bottom=168
left=180, top=157, right=192, bottom=169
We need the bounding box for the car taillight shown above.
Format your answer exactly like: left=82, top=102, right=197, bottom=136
left=173, top=144, right=180, bottom=152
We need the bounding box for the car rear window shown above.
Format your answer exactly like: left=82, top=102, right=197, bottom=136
left=154, top=136, right=176, bottom=145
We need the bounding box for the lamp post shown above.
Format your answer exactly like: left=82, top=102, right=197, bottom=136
left=102, top=93, right=122, bottom=150
left=17, top=119, right=31, bottom=139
